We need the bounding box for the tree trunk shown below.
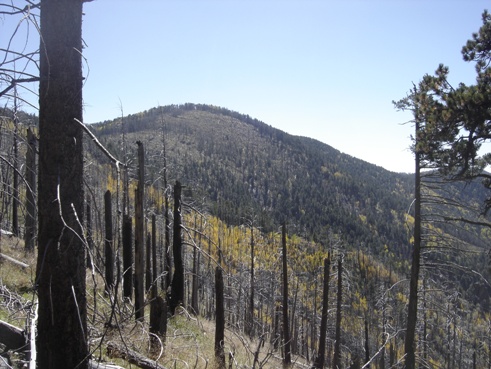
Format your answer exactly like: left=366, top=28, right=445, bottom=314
left=24, top=128, right=36, bottom=251
left=86, top=197, right=94, bottom=267
left=247, top=225, right=255, bottom=337
left=312, top=254, right=330, bottom=369
left=282, top=222, right=291, bottom=365
left=170, top=180, right=184, bottom=314
left=146, top=233, right=152, bottom=292
left=191, top=219, right=199, bottom=315
left=104, top=190, right=114, bottom=293
left=151, top=214, right=157, bottom=296
left=134, top=141, right=145, bottom=321
left=404, top=120, right=422, bottom=369
left=122, top=214, right=133, bottom=299
left=11, top=100, right=19, bottom=237
left=36, top=0, right=87, bottom=367
left=332, top=257, right=343, bottom=369
left=215, top=266, right=226, bottom=369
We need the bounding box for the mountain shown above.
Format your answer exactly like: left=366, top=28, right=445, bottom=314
left=89, top=104, right=491, bottom=298
left=92, top=104, right=416, bottom=256
left=2, top=103, right=491, bottom=366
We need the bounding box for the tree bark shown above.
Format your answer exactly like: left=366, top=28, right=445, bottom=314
left=247, top=224, right=255, bottom=338
left=332, top=257, right=343, bottom=369
left=404, top=120, right=422, bottom=369
left=312, top=254, right=330, bottom=369
left=215, top=266, right=226, bottom=369
left=11, top=100, right=19, bottom=237
left=170, top=180, right=183, bottom=314
left=146, top=233, right=151, bottom=292
left=24, top=128, right=37, bottom=251
left=281, top=222, right=291, bottom=365
left=104, top=190, right=114, bottom=293
left=134, top=141, right=145, bottom=321
left=36, top=0, right=87, bottom=367
left=122, top=214, right=133, bottom=299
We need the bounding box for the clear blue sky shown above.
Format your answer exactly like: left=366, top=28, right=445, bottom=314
left=3, top=1, right=490, bottom=173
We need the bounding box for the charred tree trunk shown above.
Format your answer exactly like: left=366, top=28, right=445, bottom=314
left=215, top=266, right=226, bottom=369
left=170, top=180, right=183, bottom=314
left=313, top=254, right=331, bottom=369
left=146, top=233, right=151, bottom=292
left=86, top=197, right=94, bottom=267
left=191, top=220, right=199, bottom=315
left=36, top=0, right=87, bottom=367
left=24, top=128, right=36, bottom=251
left=151, top=214, right=157, bottom=296
left=404, top=120, right=422, bottom=369
left=282, top=222, right=291, bottom=365
left=122, top=214, right=133, bottom=299
left=247, top=225, right=255, bottom=338
left=104, top=190, right=114, bottom=293
left=332, top=257, right=343, bottom=369
left=150, top=214, right=165, bottom=335
left=134, top=141, right=145, bottom=321
left=11, top=100, right=19, bottom=237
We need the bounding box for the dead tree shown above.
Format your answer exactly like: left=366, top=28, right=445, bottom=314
left=134, top=141, right=145, bottom=321
left=170, top=180, right=184, bottom=314
left=150, top=213, right=165, bottom=335
left=36, top=0, right=88, bottom=367
left=247, top=222, right=255, bottom=338
left=11, top=99, right=19, bottom=237
left=215, top=266, right=226, bottom=368
left=282, top=222, right=292, bottom=365
left=24, top=127, right=36, bottom=251
left=104, top=190, right=114, bottom=293
left=146, top=232, right=152, bottom=292
left=122, top=214, right=133, bottom=299
left=312, top=254, right=331, bottom=369
left=332, top=257, right=343, bottom=369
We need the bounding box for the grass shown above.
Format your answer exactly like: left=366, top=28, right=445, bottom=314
left=0, top=235, right=306, bottom=369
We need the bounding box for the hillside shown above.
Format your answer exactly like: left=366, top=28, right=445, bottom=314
left=2, top=103, right=491, bottom=367
left=93, top=104, right=416, bottom=256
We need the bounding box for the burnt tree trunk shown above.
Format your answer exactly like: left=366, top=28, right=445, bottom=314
left=134, top=141, right=145, bottom=321
left=146, top=233, right=151, bottom=292
left=86, top=197, right=94, bottom=267
left=215, top=266, right=226, bottom=369
left=312, top=254, right=331, bottom=369
left=150, top=214, right=165, bottom=335
left=332, top=257, right=343, bottom=369
left=36, top=0, right=88, bottom=367
left=282, top=222, right=291, bottom=365
left=170, top=180, right=183, bottom=314
left=104, top=190, right=114, bottom=293
left=24, top=128, right=36, bottom=251
left=404, top=120, right=422, bottom=369
left=247, top=225, right=255, bottom=338
left=11, top=101, right=19, bottom=237
left=122, top=214, right=133, bottom=299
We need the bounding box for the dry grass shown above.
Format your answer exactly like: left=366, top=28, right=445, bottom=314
left=0, top=236, right=307, bottom=369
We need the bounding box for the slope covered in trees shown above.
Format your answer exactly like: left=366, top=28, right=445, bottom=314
left=94, top=104, right=415, bottom=254
left=2, top=103, right=491, bottom=368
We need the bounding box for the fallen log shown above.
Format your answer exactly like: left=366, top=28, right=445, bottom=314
left=0, top=320, right=27, bottom=351
left=0, top=253, right=29, bottom=269
left=89, top=360, right=125, bottom=369
left=106, top=341, right=167, bottom=369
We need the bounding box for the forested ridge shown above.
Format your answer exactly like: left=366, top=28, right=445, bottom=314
left=1, top=102, right=491, bottom=367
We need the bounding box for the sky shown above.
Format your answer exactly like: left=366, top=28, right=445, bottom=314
left=2, top=1, right=490, bottom=173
